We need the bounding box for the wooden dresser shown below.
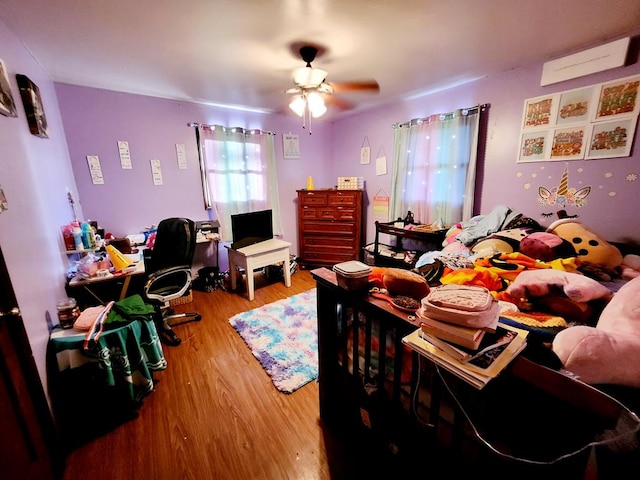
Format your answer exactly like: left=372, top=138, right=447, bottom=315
left=296, top=189, right=364, bottom=268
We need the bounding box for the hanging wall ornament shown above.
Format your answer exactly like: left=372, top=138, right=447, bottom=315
left=360, top=136, right=371, bottom=164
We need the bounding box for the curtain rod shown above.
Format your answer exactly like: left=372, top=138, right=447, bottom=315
left=188, top=122, right=276, bottom=136
left=392, top=103, right=489, bottom=129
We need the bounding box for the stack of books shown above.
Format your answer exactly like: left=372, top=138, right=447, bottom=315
left=403, top=310, right=528, bottom=389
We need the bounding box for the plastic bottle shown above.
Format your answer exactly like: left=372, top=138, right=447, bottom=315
left=61, top=224, right=75, bottom=251
left=81, top=222, right=96, bottom=249
left=71, top=221, right=83, bottom=250
left=404, top=211, right=415, bottom=225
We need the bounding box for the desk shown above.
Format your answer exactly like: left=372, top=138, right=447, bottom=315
left=226, top=238, right=292, bottom=300
left=67, top=257, right=145, bottom=305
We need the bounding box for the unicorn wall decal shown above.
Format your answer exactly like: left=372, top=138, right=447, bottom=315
left=538, top=166, right=591, bottom=208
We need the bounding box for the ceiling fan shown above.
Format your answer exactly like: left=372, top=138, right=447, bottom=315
left=285, top=44, right=380, bottom=131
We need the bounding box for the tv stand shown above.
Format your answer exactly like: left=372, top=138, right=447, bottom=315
left=225, top=238, right=292, bottom=301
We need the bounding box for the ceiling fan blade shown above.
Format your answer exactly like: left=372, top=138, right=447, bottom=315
left=325, top=95, right=354, bottom=111
left=329, top=80, right=380, bottom=94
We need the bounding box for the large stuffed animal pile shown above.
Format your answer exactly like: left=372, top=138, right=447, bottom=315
left=402, top=205, right=640, bottom=388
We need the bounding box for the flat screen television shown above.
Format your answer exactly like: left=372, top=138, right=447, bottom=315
left=231, top=209, right=273, bottom=249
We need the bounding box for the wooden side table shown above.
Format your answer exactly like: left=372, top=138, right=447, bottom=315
left=225, top=238, right=292, bottom=300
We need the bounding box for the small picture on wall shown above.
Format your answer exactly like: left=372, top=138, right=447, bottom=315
left=549, top=125, right=589, bottom=161
left=555, top=86, right=595, bottom=126
left=593, top=74, right=640, bottom=122
left=517, top=130, right=550, bottom=163
left=522, top=94, right=558, bottom=130
left=586, top=117, right=637, bottom=159
left=16, top=73, right=49, bottom=138
left=0, top=58, right=17, bottom=117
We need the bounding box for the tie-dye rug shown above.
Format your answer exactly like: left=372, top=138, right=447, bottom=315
left=229, top=288, right=318, bottom=393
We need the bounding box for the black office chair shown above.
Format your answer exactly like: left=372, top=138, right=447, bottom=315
left=143, top=217, right=201, bottom=346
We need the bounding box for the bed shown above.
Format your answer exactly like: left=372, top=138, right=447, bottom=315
left=311, top=267, right=640, bottom=477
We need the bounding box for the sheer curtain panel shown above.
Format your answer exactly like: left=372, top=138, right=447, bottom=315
left=390, top=105, right=487, bottom=227
left=196, top=125, right=282, bottom=242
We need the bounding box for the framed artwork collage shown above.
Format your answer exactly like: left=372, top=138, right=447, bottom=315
left=517, top=73, right=639, bottom=163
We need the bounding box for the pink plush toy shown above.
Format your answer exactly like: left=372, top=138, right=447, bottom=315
left=505, top=269, right=613, bottom=304
left=621, top=254, right=640, bottom=280
left=552, top=275, right=640, bottom=387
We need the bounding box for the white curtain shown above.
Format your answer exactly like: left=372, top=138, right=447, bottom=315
left=197, top=125, right=282, bottom=242
left=390, top=106, right=485, bottom=226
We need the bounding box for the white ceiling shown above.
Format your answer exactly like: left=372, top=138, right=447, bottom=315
left=1, top=0, right=640, bottom=120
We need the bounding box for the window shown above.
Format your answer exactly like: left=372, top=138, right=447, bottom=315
left=390, top=105, right=488, bottom=226
left=196, top=125, right=282, bottom=242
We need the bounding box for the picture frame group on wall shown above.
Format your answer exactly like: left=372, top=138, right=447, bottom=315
left=16, top=73, right=49, bottom=138
left=517, top=73, right=639, bottom=163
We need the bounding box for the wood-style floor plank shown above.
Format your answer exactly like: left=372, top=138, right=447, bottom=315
left=59, top=269, right=365, bottom=480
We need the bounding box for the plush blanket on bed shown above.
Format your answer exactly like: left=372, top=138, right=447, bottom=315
left=408, top=205, right=640, bottom=386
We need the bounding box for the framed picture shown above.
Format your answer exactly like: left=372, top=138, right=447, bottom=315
left=0, top=58, right=17, bottom=117
left=593, top=74, right=640, bottom=122
left=549, top=125, right=589, bottom=161
left=517, top=130, right=550, bottom=163
left=555, top=86, right=596, bottom=126
left=521, top=94, right=558, bottom=130
left=586, top=117, right=637, bottom=159
left=16, top=73, right=49, bottom=138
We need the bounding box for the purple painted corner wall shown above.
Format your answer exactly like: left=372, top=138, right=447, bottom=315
left=2, top=11, right=640, bottom=402
left=0, top=20, right=81, bottom=390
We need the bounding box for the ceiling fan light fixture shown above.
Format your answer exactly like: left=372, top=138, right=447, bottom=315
left=293, top=66, right=328, bottom=88
left=289, top=95, right=306, bottom=117
left=311, top=103, right=327, bottom=118
left=307, top=91, right=326, bottom=118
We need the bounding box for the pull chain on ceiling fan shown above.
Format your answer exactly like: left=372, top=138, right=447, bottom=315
left=286, top=44, right=380, bottom=134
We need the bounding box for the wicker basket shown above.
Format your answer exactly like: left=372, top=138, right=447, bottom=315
left=169, top=290, right=193, bottom=306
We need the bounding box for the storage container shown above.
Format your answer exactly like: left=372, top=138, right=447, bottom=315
left=56, top=297, right=80, bottom=329
left=169, top=290, right=193, bottom=306
left=333, top=261, right=372, bottom=291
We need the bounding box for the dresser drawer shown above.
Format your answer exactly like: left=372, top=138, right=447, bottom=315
left=299, top=191, right=328, bottom=207
left=303, top=236, right=356, bottom=249
left=304, top=207, right=357, bottom=221
left=300, top=250, right=357, bottom=264
left=328, top=191, right=359, bottom=207
left=301, top=207, right=356, bottom=220
left=301, top=221, right=356, bottom=236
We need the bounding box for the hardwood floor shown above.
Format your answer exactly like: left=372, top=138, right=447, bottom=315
left=59, top=269, right=388, bottom=480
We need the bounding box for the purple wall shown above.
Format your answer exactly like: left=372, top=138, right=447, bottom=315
left=0, top=20, right=81, bottom=388
left=55, top=84, right=334, bottom=270
left=333, top=34, right=640, bottom=244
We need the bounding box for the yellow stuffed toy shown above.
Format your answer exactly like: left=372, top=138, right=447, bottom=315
left=546, top=217, right=622, bottom=269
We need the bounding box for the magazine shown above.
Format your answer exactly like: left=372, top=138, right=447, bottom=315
left=420, top=326, right=516, bottom=363
left=402, top=323, right=528, bottom=389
